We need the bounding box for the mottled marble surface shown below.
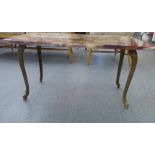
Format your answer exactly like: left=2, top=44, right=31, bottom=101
left=0, top=32, right=146, bottom=50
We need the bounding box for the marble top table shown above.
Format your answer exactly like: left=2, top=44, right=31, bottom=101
left=0, top=32, right=153, bottom=109
left=1, top=32, right=144, bottom=49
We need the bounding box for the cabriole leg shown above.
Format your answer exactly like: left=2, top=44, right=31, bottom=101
left=18, top=45, right=29, bottom=100
left=123, top=50, right=138, bottom=109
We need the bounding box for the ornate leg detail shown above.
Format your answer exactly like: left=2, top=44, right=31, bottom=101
left=37, top=46, right=43, bottom=82
left=18, top=45, right=29, bottom=100
left=123, top=50, right=138, bottom=109
left=87, top=48, right=92, bottom=65
left=116, top=49, right=125, bottom=88
left=68, top=47, right=73, bottom=63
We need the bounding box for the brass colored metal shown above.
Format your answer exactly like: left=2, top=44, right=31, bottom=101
left=17, top=45, right=29, bottom=100
left=116, top=49, right=125, bottom=88
left=37, top=46, right=43, bottom=82
left=127, top=54, right=132, bottom=66
left=68, top=47, right=73, bottom=63
left=87, top=48, right=92, bottom=65
left=123, top=50, right=138, bottom=109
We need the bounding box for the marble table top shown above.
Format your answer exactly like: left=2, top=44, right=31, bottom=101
left=0, top=32, right=151, bottom=50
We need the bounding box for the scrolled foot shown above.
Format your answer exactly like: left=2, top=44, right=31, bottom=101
left=23, top=94, right=28, bottom=101
left=116, top=83, right=120, bottom=88
left=123, top=98, right=129, bottom=109
left=23, top=91, right=29, bottom=101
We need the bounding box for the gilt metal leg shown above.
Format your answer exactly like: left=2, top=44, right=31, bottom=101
left=37, top=46, right=43, bottom=82
left=116, top=49, right=125, bottom=88
left=127, top=54, right=132, bottom=66
left=87, top=48, right=92, bottom=65
left=68, top=47, right=73, bottom=63
left=123, top=50, right=138, bottom=109
left=18, top=45, right=29, bottom=100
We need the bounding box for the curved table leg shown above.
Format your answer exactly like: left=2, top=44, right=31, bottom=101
left=123, top=50, right=138, bottom=109
left=18, top=45, right=29, bottom=100
left=37, top=46, right=43, bottom=82
left=116, top=49, right=125, bottom=88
